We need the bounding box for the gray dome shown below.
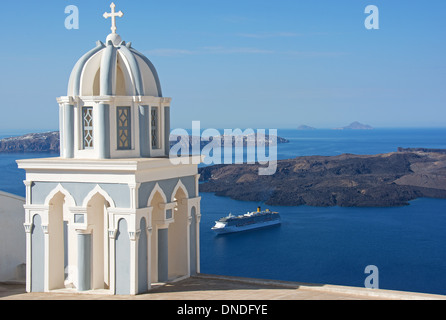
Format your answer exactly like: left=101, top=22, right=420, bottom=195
left=68, top=36, right=162, bottom=97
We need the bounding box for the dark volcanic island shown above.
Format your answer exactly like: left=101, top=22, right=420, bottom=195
left=199, top=150, right=446, bottom=207
left=3, top=132, right=446, bottom=207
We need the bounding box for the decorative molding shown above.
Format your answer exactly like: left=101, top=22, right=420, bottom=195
left=147, top=183, right=167, bottom=206
left=159, top=202, right=177, bottom=211
left=69, top=207, right=88, bottom=214
left=107, top=207, right=136, bottom=214
left=128, top=182, right=141, bottom=189
left=187, top=216, right=193, bottom=227
left=44, top=183, right=77, bottom=207
left=76, top=228, right=93, bottom=235
left=24, top=204, right=50, bottom=211
left=108, top=229, right=118, bottom=239
left=24, top=223, right=33, bottom=234
left=56, top=96, right=75, bottom=105
left=23, top=180, right=33, bottom=187
left=171, top=179, right=189, bottom=202
left=82, top=184, right=116, bottom=208
left=41, top=225, right=49, bottom=234
left=58, top=95, right=172, bottom=106
left=129, top=230, right=140, bottom=241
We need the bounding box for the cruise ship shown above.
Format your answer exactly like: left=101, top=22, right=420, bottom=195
left=212, top=207, right=281, bottom=234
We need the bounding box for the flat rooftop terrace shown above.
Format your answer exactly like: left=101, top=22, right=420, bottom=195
left=1, top=274, right=445, bottom=301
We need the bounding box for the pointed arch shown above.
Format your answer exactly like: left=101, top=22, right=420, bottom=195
left=171, top=179, right=189, bottom=203
left=44, top=184, right=76, bottom=207
left=147, top=183, right=167, bottom=206
left=82, top=185, right=116, bottom=208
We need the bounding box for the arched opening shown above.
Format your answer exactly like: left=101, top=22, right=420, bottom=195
left=169, top=186, right=189, bottom=280
left=148, top=188, right=167, bottom=283
left=47, top=192, right=64, bottom=290
left=86, top=193, right=110, bottom=290
left=44, top=186, right=77, bottom=291
left=47, top=191, right=76, bottom=290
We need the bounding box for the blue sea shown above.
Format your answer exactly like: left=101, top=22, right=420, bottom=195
left=3, top=128, right=446, bottom=295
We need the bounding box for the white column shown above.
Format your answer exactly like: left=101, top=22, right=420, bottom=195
left=129, top=183, right=141, bottom=210
left=129, top=230, right=139, bottom=295
left=108, top=227, right=117, bottom=294
left=194, top=174, right=201, bottom=198
left=23, top=180, right=32, bottom=205
left=42, top=221, right=50, bottom=292
left=23, top=217, right=33, bottom=293
left=196, top=210, right=202, bottom=274
left=147, top=224, right=153, bottom=291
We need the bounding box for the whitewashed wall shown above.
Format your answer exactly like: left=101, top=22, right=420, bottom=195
left=0, top=191, right=25, bottom=282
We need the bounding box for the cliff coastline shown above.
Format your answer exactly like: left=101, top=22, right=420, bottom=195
left=199, top=150, right=446, bottom=207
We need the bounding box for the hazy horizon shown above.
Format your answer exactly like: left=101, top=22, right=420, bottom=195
left=3, top=125, right=446, bottom=138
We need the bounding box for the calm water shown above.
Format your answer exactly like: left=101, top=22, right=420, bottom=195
left=3, top=128, right=446, bottom=295
left=200, top=194, right=446, bottom=295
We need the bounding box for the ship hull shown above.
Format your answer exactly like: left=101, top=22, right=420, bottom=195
left=212, top=218, right=281, bottom=235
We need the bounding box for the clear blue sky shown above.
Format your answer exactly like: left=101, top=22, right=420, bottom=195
left=0, top=0, right=445, bottom=132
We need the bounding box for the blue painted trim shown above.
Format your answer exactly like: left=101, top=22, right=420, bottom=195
left=158, top=228, right=168, bottom=282
left=190, top=207, right=198, bottom=275
left=139, top=105, right=151, bottom=157
left=100, top=41, right=117, bottom=96
left=138, top=218, right=148, bottom=294
left=31, top=215, right=44, bottom=292
left=77, top=233, right=91, bottom=292
left=119, top=45, right=144, bottom=96
left=115, top=219, right=130, bottom=295
left=130, top=48, right=163, bottom=97
left=164, top=107, right=171, bottom=157
left=97, top=103, right=110, bottom=159
left=31, top=182, right=131, bottom=208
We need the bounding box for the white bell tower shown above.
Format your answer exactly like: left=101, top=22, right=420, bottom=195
left=18, top=3, right=201, bottom=296
left=58, top=2, right=171, bottom=160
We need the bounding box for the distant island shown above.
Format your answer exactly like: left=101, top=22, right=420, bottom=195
left=297, top=122, right=374, bottom=130
left=297, top=125, right=316, bottom=130
left=199, top=149, right=446, bottom=207
left=0, top=131, right=60, bottom=153
left=0, top=131, right=289, bottom=153
left=334, top=121, right=374, bottom=130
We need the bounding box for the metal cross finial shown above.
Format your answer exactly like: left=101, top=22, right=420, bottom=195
left=103, top=2, right=124, bottom=34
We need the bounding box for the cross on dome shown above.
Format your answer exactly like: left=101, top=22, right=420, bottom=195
left=103, top=2, right=124, bottom=34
